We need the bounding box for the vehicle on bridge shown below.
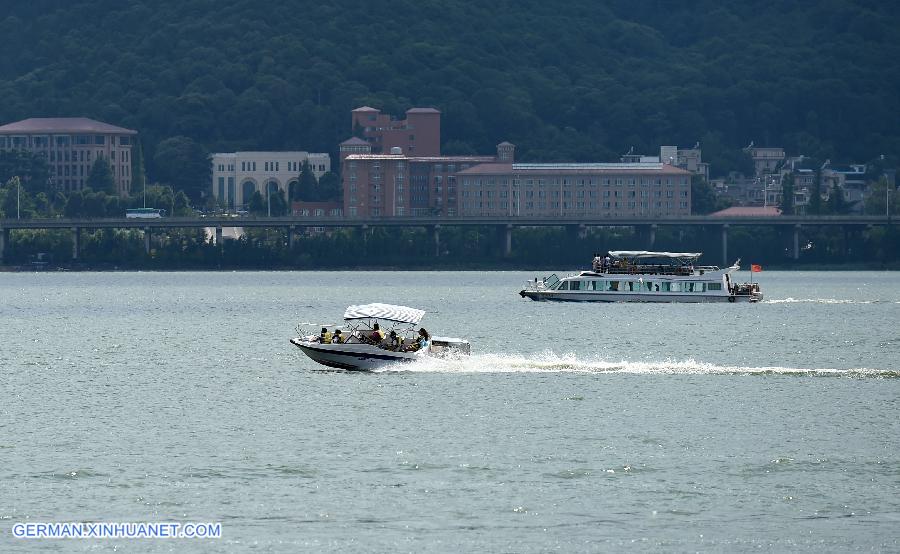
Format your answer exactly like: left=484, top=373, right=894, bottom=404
left=520, top=251, right=762, bottom=303
left=125, top=208, right=166, bottom=219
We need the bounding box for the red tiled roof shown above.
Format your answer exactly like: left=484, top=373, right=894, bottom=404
left=711, top=206, right=782, bottom=217
left=0, top=117, right=137, bottom=135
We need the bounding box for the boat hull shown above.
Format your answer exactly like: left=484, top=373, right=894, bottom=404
left=290, top=338, right=424, bottom=371
left=519, top=290, right=761, bottom=303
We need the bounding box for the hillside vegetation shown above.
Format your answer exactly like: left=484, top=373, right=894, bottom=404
left=1, top=0, right=898, bottom=181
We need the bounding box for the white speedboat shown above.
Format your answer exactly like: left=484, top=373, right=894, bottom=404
left=520, top=250, right=763, bottom=303
left=290, top=303, right=470, bottom=371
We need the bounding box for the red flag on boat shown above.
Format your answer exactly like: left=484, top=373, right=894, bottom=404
left=751, top=264, right=763, bottom=272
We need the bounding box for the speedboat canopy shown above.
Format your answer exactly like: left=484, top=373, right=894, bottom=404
left=608, top=251, right=702, bottom=260
left=343, top=303, right=426, bottom=324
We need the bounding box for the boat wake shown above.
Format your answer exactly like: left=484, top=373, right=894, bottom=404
left=373, top=351, right=897, bottom=378
left=764, top=297, right=892, bottom=304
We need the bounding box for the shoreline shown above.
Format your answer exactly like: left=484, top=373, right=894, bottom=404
left=3, top=263, right=900, bottom=272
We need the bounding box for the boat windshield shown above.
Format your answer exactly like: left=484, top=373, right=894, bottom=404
left=543, top=274, right=560, bottom=289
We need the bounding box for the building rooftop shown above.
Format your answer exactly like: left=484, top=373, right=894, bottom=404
left=344, top=154, right=495, bottom=162
left=0, top=117, right=137, bottom=135
left=340, top=137, right=370, bottom=146
left=406, top=107, right=441, bottom=114
left=458, top=162, right=692, bottom=175
left=351, top=106, right=379, bottom=112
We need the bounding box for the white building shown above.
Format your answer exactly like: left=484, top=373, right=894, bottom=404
left=622, top=145, right=709, bottom=182
left=211, top=151, right=331, bottom=208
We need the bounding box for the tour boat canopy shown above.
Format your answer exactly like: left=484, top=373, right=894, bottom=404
left=343, top=303, right=426, bottom=324
left=607, top=251, right=702, bottom=260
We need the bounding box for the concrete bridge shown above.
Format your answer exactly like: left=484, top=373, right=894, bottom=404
left=0, top=215, right=894, bottom=265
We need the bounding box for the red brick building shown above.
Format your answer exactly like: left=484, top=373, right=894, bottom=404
left=351, top=106, right=440, bottom=156
left=340, top=107, right=692, bottom=218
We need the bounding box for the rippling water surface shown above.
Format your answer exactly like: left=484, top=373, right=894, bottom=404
left=2, top=270, right=899, bottom=551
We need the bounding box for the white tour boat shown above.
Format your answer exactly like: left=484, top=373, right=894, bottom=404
left=290, top=303, right=470, bottom=371
left=520, top=250, right=763, bottom=303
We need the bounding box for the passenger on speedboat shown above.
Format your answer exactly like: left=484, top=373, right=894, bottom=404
left=404, top=328, right=430, bottom=352
left=332, top=329, right=344, bottom=343
left=388, top=330, right=402, bottom=351
left=319, top=327, right=332, bottom=344
left=367, top=323, right=385, bottom=344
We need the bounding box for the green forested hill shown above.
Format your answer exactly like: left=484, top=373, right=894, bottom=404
left=1, top=0, right=897, bottom=180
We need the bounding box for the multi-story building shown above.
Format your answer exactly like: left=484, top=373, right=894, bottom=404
left=622, top=144, right=709, bottom=182
left=744, top=144, right=785, bottom=176
left=457, top=162, right=692, bottom=217
left=342, top=150, right=497, bottom=217
left=210, top=151, right=330, bottom=208
left=350, top=106, right=441, bottom=156
left=344, top=151, right=691, bottom=218
left=342, top=104, right=693, bottom=218
left=0, top=117, right=137, bottom=195
left=822, top=162, right=868, bottom=212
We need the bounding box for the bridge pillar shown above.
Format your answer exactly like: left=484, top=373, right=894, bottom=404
left=0, top=227, right=6, bottom=263
left=288, top=225, right=296, bottom=249
left=577, top=224, right=587, bottom=240
left=144, top=227, right=151, bottom=254
left=721, top=224, right=729, bottom=266
left=430, top=224, right=441, bottom=257
left=71, top=227, right=80, bottom=260
left=649, top=224, right=657, bottom=248
left=215, top=226, right=223, bottom=246
left=793, top=224, right=801, bottom=260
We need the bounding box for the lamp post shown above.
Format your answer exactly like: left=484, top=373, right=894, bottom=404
left=888, top=180, right=891, bottom=223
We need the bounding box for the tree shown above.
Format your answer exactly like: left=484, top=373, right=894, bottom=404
left=0, top=150, right=51, bottom=195
left=826, top=184, right=854, bottom=214
left=173, top=190, right=192, bottom=216
left=690, top=174, right=728, bottom=215
left=864, top=177, right=900, bottom=216
left=248, top=190, right=265, bottom=215
left=268, top=188, right=288, bottom=216
left=152, top=136, right=210, bottom=203
left=64, top=190, right=85, bottom=218
left=131, top=136, right=147, bottom=194
left=82, top=190, right=109, bottom=217
left=808, top=169, right=823, bottom=215
left=317, top=171, right=341, bottom=202
left=779, top=173, right=795, bottom=215
left=2, top=176, right=35, bottom=218
left=295, top=160, right=318, bottom=201
left=86, top=157, right=117, bottom=195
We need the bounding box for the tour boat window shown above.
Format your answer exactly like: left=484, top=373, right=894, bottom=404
left=591, top=280, right=602, bottom=290
left=608, top=281, right=620, bottom=291
left=570, top=281, right=581, bottom=291
left=644, top=281, right=654, bottom=291
left=708, top=282, right=722, bottom=291
left=669, top=282, right=682, bottom=292
left=660, top=282, right=671, bottom=292
left=558, top=281, right=569, bottom=290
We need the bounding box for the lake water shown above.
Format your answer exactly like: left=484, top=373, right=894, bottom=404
left=2, top=270, right=899, bottom=551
